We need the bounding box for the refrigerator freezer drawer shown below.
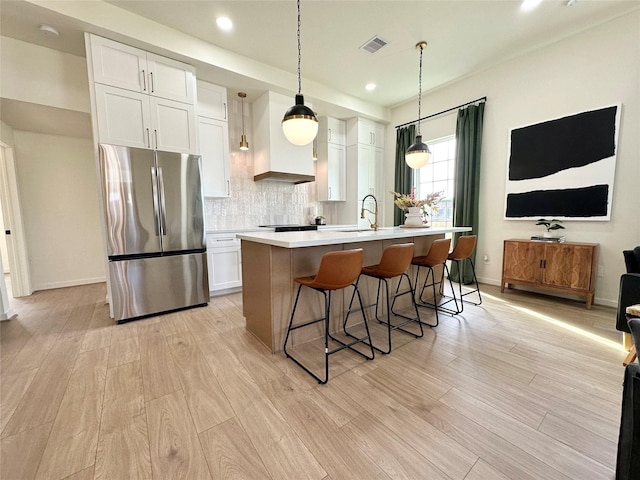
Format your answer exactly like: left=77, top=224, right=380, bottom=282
left=109, top=252, right=209, bottom=322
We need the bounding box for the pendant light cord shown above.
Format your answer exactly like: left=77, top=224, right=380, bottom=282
left=416, top=43, right=424, bottom=136
left=241, top=97, right=245, bottom=132
left=296, top=0, right=302, bottom=95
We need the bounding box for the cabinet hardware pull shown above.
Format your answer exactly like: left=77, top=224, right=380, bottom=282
left=154, top=129, right=158, bottom=149
left=150, top=71, right=154, bottom=93
left=141, top=69, right=147, bottom=91
left=146, top=128, right=151, bottom=148
left=328, top=186, right=332, bottom=199
left=328, top=128, right=332, bottom=142
left=224, top=103, right=227, bottom=120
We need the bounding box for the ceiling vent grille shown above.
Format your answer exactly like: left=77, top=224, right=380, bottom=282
left=360, top=35, right=388, bottom=54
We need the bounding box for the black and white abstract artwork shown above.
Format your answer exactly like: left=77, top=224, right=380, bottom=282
left=504, top=104, right=620, bottom=221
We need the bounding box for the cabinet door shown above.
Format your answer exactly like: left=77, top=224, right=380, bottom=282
left=207, top=235, right=242, bottom=292
left=326, top=117, right=346, bottom=145
left=371, top=122, right=385, bottom=149
left=543, top=244, right=594, bottom=290
left=90, top=35, right=146, bottom=93
left=355, top=119, right=384, bottom=147
left=502, top=241, right=544, bottom=283
left=317, top=143, right=345, bottom=201
left=327, top=143, right=346, bottom=201
left=94, top=84, right=151, bottom=149
left=198, top=117, right=230, bottom=198
left=197, top=81, right=227, bottom=121
left=146, top=53, right=195, bottom=104
left=149, top=97, right=197, bottom=154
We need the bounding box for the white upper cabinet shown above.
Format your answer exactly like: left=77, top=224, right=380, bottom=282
left=324, top=116, right=346, bottom=145
left=196, top=81, right=230, bottom=198
left=90, top=35, right=195, bottom=104
left=316, top=116, right=346, bottom=202
left=87, top=34, right=197, bottom=154
left=347, top=117, right=385, bottom=149
left=197, top=116, right=230, bottom=198
left=150, top=96, right=197, bottom=153
left=94, top=84, right=196, bottom=153
left=94, top=84, right=151, bottom=149
left=196, top=81, right=227, bottom=121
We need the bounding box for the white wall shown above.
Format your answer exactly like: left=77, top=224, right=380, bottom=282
left=0, top=36, right=90, bottom=112
left=386, top=11, right=640, bottom=307
left=13, top=131, right=105, bottom=290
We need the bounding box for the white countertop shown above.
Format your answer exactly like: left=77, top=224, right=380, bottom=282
left=236, top=226, right=472, bottom=248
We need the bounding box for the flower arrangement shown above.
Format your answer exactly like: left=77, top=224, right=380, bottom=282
left=390, top=187, right=444, bottom=214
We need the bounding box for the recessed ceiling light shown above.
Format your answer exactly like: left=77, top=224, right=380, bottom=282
left=521, top=0, right=542, bottom=12
left=365, top=83, right=376, bottom=92
left=216, top=16, right=233, bottom=31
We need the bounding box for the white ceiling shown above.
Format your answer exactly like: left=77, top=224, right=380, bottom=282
left=1, top=0, right=638, bottom=134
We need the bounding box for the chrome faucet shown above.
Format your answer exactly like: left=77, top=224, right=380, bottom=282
left=360, top=194, right=379, bottom=231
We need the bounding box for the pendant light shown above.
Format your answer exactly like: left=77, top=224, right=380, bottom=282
left=238, top=92, right=249, bottom=151
left=405, top=41, right=432, bottom=169
left=282, top=0, right=318, bottom=146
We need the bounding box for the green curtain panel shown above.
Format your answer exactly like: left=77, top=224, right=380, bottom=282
left=451, top=103, right=485, bottom=284
left=394, top=125, right=416, bottom=226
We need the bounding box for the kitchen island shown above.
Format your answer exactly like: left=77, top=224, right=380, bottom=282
left=237, top=226, right=471, bottom=353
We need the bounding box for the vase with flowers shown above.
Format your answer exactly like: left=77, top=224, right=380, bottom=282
left=391, top=187, right=444, bottom=227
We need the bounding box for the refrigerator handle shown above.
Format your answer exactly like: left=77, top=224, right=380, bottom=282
left=151, top=166, right=161, bottom=236
left=157, top=167, right=167, bottom=236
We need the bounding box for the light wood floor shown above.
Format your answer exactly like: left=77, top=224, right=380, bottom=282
left=0, top=281, right=626, bottom=480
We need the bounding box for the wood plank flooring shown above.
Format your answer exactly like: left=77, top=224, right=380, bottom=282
left=0, top=281, right=627, bottom=479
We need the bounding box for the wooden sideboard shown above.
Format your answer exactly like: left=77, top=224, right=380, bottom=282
left=501, top=239, right=598, bottom=308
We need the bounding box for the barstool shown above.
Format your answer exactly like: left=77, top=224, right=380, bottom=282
left=446, top=235, right=482, bottom=313
left=345, top=243, right=422, bottom=354
left=283, top=248, right=375, bottom=384
left=412, top=238, right=459, bottom=326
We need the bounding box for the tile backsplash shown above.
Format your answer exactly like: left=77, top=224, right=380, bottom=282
left=204, top=97, right=335, bottom=230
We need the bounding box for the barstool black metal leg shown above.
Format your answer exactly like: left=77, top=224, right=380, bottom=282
left=389, top=273, right=424, bottom=338
left=464, top=258, right=483, bottom=306
left=337, top=283, right=376, bottom=360
left=283, top=286, right=331, bottom=384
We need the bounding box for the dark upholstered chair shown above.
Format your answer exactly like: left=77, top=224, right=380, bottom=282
left=617, top=274, right=640, bottom=335
left=623, top=247, right=640, bottom=274
left=617, top=246, right=640, bottom=334
left=616, top=318, right=640, bottom=480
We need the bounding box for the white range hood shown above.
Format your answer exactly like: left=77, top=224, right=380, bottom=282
left=252, top=91, right=315, bottom=184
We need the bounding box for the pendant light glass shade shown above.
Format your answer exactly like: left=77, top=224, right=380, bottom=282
left=406, top=41, right=431, bottom=169
left=282, top=0, right=318, bottom=146
left=238, top=92, right=249, bottom=151
left=282, top=94, right=318, bottom=146
left=405, top=135, right=431, bottom=168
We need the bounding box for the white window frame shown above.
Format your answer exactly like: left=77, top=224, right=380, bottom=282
left=417, top=135, right=456, bottom=228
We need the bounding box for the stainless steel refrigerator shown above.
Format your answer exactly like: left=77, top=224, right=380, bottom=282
left=98, top=144, right=208, bottom=323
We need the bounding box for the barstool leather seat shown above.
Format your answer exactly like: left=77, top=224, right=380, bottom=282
left=411, top=238, right=459, bottom=326
left=283, top=248, right=374, bottom=384
left=347, top=243, right=422, bottom=354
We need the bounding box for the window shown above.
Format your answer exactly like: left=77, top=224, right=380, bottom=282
left=417, top=135, right=456, bottom=228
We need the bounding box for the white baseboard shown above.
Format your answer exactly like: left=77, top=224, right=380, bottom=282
left=36, top=276, right=106, bottom=291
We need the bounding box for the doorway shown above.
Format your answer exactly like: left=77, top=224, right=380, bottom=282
left=0, top=141, right=31, bottom=303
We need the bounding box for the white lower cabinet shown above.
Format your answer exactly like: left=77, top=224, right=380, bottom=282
left=207, top=233, right=242, bottom=296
